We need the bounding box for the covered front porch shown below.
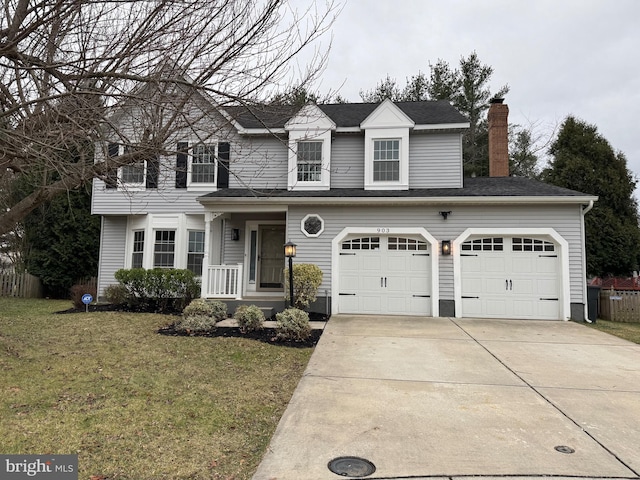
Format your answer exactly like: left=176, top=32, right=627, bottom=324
left=200, top=210, right=288, bottom=303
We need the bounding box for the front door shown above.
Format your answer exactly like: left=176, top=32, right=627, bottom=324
left=258, top=225, right=285, bottom=290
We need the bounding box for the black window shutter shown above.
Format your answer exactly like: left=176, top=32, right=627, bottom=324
left=176, top=142, right=188, bottom=188
left=146, top=155, right=159, bottom=189
left=217, top=142, right=230, bottom=189
left=105, top=143, right=119, bottom=189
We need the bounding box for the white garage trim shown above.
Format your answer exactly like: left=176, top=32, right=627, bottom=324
left=453, top=228, right=570, bottom=321
left=332, top=227, right=439, bottom=316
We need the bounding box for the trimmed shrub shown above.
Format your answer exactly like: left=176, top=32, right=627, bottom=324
left=182, top=298, right=215, bottom=317
left=275, top=308, right=311, bottom=342
left=114, top=268, right=200, bottom=313
left=174, top=315, right=217, bottom=335
left=284, top=263, right=323, bottom=310
left=70, top=283, right=97, bottom=310
left=104, top=284, right=128, bottom=305
left=209, top=300, right=228, bottom=322
left=174, top=298, right=220, bottom=335
left=234, top=305, right=265, bottom=333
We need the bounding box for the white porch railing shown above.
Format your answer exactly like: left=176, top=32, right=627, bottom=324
left=206, top=264, right=243, bottom=299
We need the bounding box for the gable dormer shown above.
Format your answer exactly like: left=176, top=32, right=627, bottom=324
left=285, top=103, right=336, bottom=191
left=361, top=99, right=415, bottom=190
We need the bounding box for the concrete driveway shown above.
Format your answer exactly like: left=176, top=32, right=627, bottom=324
left=252, top=315, right=640, bottom=480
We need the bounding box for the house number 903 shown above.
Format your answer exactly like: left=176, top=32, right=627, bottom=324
left=377, top=228, right=390, bottom=233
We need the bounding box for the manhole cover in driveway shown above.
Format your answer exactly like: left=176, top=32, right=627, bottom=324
left=555, top=445, right=576, bottom=454
left=328, top=456, right=376, bottom=477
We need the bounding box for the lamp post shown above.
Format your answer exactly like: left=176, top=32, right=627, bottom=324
left=284, top=240, right=297, bottom=308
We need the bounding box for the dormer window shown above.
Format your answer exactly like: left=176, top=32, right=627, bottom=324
left=297, top=141, right=323, bottom=182
left=373, top=139, right=400, bottom=182
left=285, top=103, right=335, bottom=191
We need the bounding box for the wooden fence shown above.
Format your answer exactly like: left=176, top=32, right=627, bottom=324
left=0, top=272, right=43, bottom=298
left=599, top=289, right=640, bottom=323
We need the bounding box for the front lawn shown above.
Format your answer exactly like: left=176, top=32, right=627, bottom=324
left=0, top=298, right=314, bottom=479
left=588, top=318, right=640, bottom=344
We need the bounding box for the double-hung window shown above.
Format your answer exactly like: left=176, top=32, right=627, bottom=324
left=191, top=144, right=216, bottom=184
left=132, top=231, right=145, bottom=268
left=154, top=230, right=176, bottom=268
left=296, top=141, right=323, bottom=182
left=187, top=231, right=205, bottom=276
left=120, top=145, right=146, bottom=188
left=373, top=139, right=400, bottom=182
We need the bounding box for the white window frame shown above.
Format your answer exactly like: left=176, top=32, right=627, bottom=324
left=296, top=141, right=324, bottom=183
left=153, top=229, right=176, bottom=269
left=117, top=145, right=146, bottom=191
left=285, top=104, right=334, bottom=191
left=372, top=139, right=401, bottom=182
left=301, top=213, right=325, bottom=238
left=364, top=128, right=409, bottom=190
left=187, top=230, right=206, bottom=276
left=188, top=142, right=218, bottom=190
left=131, top=230, right=145, bottom=268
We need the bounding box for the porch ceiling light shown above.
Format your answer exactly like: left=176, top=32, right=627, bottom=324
left=284, top=240, right=297, bottom=258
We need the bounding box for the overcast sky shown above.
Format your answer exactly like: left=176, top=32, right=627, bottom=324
left=304, top=0, right=640, bottom=191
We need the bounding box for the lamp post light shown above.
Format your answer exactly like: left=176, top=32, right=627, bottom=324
left=284, top=240, right=297, bottom=308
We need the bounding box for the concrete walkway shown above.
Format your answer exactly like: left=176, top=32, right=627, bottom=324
left=252, top=315, right=640, bottom=480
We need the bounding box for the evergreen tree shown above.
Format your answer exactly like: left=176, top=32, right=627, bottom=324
left=23, top=186, right=100, bottom=298
left=543, top=116, right=640, bottom=276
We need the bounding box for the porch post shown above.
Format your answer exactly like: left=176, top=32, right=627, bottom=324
left=201, top=212, right=224, bottom=298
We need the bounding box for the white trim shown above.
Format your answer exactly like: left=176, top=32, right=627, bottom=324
left=198, top=195, right=598, bottom=208
left=331, top=227, right=439, bottom=316
left=185, top=140, right=219, bottom=191
left=413, top=122, right=470, bottom=131
left=452, top=228, right=570, bottom=321
left=581, top=201, right=594, bottom=321
left=364, top=130, right=409, bottom=190
left=286, top=104, right=335, bottom=191
left=116, top=145, right=146, bottom=192
left=243, top=220, right=286, bottom=296
left=300, top=213, right=325, bottom=237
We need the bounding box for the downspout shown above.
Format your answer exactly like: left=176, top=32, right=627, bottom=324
left=581, top=200, right=594, bottom=322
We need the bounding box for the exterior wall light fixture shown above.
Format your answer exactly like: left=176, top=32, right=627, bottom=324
left=441, top=240, right=452, bottom=256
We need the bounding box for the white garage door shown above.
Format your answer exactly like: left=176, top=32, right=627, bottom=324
left=460, top=237, right=560, bottom=320
left=338, top=236, right=432, bottom=315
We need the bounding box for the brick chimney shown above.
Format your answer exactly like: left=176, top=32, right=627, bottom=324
left=488, top=98, right=509, bottom=177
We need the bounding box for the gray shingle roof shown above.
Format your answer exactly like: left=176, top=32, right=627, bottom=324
left=199, top=177, right=592, bottom=200
left=223, top=100, right=468, bottom=130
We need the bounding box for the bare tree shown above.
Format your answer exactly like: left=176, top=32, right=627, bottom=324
left=0, top=0, right=337, bottom=236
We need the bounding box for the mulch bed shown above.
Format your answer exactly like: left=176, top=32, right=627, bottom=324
left=158, top=323, right=324, bottom=348
left=56, top=304, right=327, bottom=348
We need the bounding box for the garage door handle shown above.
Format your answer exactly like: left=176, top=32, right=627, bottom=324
left=413, top=295, right=431, bottom=298
left=506, top=279, right=509, bottom=290
left=540, top=297, right=559, bottom=301
left=509, top=280, right=513, bottom=290
left=462, top=296, right=479, bottom=299
left=339, top=293, right=356, bottom=296
left=380, top=277, right=387, bottom=287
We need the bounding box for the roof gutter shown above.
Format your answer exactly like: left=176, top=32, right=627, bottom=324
left=198, top=194, right=599, bottom=207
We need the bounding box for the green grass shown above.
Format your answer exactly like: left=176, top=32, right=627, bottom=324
left=0, top=298, right=314, bottom=479
left=588, top=318, right=640, bottom=344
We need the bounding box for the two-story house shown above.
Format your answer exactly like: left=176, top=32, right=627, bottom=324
left=92, top=95, right=596, bottom=321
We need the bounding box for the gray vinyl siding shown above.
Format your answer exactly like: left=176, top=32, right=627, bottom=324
left=229, top=136, right=288, bottom=189
left=331, top=136, right=365, bottom=188
left=285, top=203, right=585, bottom=304
left=409, top=133, right=463, bottom=188
left=97, top=216, right=127, bottom=298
